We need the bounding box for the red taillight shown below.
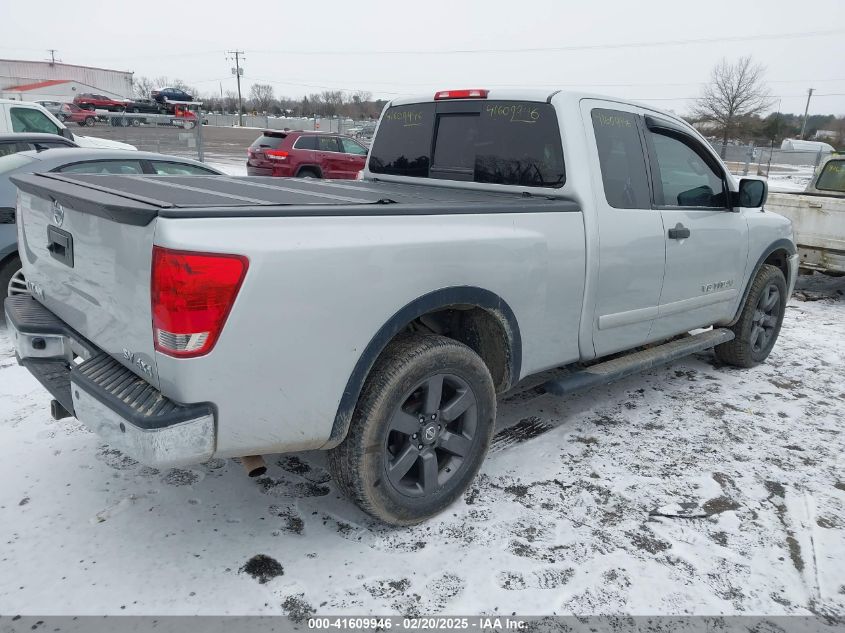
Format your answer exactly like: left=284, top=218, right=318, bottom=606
left=265, top=150, right=288, bottom=160
left=151, top=247, right=248, bottom=358
left=434, top=89, right=489, bottom=100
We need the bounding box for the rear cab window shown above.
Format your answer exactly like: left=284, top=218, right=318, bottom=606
left=816, top=159, right=845, bottom=193
left=56, top=160, right=144, bottom=175
left=369, top=100, right=565, bottom=187
left=590, top=109, right=651, bottom=209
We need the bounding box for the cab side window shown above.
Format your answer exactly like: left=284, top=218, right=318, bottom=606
left=591, top=109, right=651, bottom=209
left=10, top=107, right=60, bottom=135
left=648, top=131, right=727, bottom=208
left=318, top=136, right=340, bottom=152
left=340, top=137, right=367, bottom=155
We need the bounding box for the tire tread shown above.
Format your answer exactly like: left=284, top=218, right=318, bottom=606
left=328, top=334, right=495, bottom=524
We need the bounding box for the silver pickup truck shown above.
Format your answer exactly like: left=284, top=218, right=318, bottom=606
left=4, top=89, right=798, bottom=525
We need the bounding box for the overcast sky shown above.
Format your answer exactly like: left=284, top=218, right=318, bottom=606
left=3, top=0, right=844, bottom=115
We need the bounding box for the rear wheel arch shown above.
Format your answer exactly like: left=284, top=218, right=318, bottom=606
left=324, top=286, right=522, bottom=448
left=296, top=165, right=322, bottom=178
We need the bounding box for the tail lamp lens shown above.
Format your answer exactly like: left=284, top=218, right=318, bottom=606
left=265, top=150, right=289, bottom=160
left=151, top=246, right=248, bottom=358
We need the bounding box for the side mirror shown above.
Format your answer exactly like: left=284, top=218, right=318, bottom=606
left=59, top=127, right=75, bottom=142
left=736, top=178, right=767, bottom=208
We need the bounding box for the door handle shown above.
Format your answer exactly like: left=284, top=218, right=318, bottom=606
left=668, top=223, right=690, bottom=240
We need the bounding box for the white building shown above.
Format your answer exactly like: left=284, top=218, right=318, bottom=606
left=0, top=59, right=133, bottom=102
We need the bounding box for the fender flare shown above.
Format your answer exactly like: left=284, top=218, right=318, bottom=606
left=729, top=238, right=796, bottom=325
left=323, top=286, right=522, bottom=448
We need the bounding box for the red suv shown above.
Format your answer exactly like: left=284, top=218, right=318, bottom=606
left=247, top=130, right=368, bottom=179
left=73, top=93, right=128, bottom=111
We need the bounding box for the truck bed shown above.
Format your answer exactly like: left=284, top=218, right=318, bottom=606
left=11, top=174, right=576, bottom=225
left=767, top=191, right=845, bottom=272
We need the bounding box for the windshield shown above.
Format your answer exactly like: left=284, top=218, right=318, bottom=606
left=0, top=153, right=37, bottom=174
left=369, top=100, right=565, bottom=187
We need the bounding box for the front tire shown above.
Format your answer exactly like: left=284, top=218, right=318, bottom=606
left=715, top=264, right=787, bottom=367
left=328, top=334, right=496, bottom=526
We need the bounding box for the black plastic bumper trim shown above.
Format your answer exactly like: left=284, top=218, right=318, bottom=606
left=71, top=354, right=213, bottom=431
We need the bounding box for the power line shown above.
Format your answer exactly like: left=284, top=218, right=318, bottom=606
left=246, top=28, right=845, bottom=56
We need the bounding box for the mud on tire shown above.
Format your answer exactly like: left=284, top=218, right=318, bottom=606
left=328, top=334, right=496, bottom=525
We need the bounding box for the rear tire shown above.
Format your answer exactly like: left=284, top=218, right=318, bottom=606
left=296, top=168, right=320, bottom=178
left=714, top=264, right=787, bottom=368
left=1, top=255, right=26, bottom=298
left=328, top=334, right=496, bottom=526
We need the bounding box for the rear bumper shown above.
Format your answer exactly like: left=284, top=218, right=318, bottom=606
left=4, top=295, right=215, bottom=468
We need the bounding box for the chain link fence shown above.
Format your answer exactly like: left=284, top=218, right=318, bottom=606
left=74, top=112, right=205, bottom=161
left=708, top=141, right=828, bottom=177
left=707, top=140, right=833, bottom=192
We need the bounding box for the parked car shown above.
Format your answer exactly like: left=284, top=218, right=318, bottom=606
left=766, top=154, right=845, bottom=274
left=73, top=93, right=129, bottom=112
left=0, top=99, right=136, bottom=151
left=0, top=148, right=223, bottom=298
left=247, top=130, right=368, bottom=178
left=34, top=101, right=64, bottom=116
left=0, top=133, right=77, bottom=158
left=151, top=88, right=193, bottom=106
left=5, top=89, right=797, bottom=525
left=123, top=98, right=162, bottom=114
left=57, top=103, right=98, bottom=126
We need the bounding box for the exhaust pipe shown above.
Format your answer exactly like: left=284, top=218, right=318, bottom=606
left=241, top=455, right=267, bottom=478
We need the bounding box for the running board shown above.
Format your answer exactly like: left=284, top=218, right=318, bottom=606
left=544, top=328, right=735, bottom=396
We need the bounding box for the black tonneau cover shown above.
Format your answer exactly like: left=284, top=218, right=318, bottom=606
left=11, top=173, right=578, bottom=226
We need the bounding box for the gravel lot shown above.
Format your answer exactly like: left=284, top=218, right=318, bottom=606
left=0, top=274, right=843, bottom=618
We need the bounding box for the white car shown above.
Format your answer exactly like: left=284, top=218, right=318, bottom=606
left=0, top=99, right=135, bottom=151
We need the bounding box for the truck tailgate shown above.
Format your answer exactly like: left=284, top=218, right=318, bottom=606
left=13, top=184, right=161, bottom=387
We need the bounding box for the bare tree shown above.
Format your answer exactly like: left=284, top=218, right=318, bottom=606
left=693, top=56, right=773, bottom=156
left=320, top=90, right=344, bottom=117
left=249, top=83, right=275, bottom=112
left=132, top=76, right=155, bottom=99
left=223, top=90, right=239, bottom=114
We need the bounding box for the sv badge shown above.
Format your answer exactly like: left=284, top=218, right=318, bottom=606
left=122, top=349, right=153, bottom=376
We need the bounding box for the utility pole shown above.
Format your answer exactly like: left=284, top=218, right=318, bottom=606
left=227, top=50, right=245, bottom=127
left=47, top=49, right=59, bottom=64
left=800, top=88, right=814, bottom=140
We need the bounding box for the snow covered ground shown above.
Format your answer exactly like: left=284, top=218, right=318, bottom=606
left=0, top=274, right=843, bottom=618
left=758, top=164, right=816, bottom=193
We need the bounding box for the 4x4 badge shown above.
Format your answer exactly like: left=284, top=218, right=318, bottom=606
left=51, top=200, right=64, bottom=227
